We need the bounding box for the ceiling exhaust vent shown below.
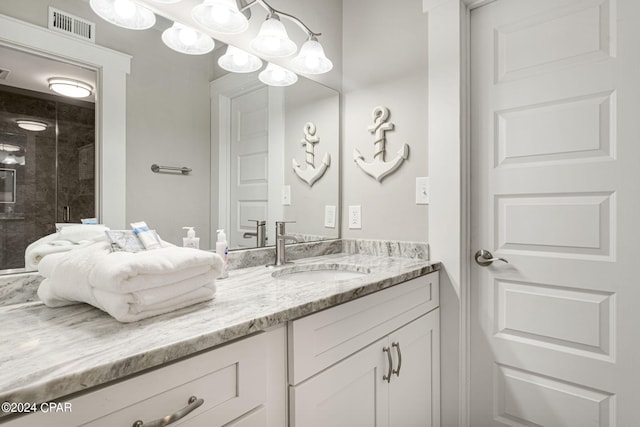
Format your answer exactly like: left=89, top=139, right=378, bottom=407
left=48, top=7, right=95, bottom=43
left=0, top=69, right=10, bottom=80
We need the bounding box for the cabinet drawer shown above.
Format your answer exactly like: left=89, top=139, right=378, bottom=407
left=81, top=332, right=268, bottom=426
left=288, top=271, right=439, bottom=385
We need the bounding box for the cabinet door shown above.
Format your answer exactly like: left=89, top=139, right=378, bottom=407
left=290, top=337, right=389, bottom=427
left=388, top=309, right=440, bottom=427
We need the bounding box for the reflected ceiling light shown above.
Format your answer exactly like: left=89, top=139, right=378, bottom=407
left=192, top=0, right=249, bottom=34
left=16, top=120, right=48, bottom=132
left=162, top=22, right=215, bottom=55
left=89, top=0, right=156, bottom=30
left=2, top=154, right=17, bottom=165
left=48, top=78, right=93, bottom=98
left=258, top=62, right=297, bottom=86
left=251, top=13, right=297, bottom=57
left=149, top=0, right=181, bottom=3
left=291, top=37, right=333, bottom=75
left=0, top=144, right=21, bottom=152
left=218, top=45, right=262, bottom=73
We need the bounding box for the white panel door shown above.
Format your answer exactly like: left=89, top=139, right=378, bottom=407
left=230, top=86, right=269, bottom=248
left=470, top=0, right=640, bottom=425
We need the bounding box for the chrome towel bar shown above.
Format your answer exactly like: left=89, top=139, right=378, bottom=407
left=151, top=164, right=192, bottom=175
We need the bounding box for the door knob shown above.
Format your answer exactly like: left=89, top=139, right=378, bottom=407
left=474, top=249, right=508, bottom=267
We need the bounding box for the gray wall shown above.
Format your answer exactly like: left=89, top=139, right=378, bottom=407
left=341, top=0, right=429, bottom=242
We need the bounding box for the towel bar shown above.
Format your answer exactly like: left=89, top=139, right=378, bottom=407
left=151, top=164, right=192, bottom=175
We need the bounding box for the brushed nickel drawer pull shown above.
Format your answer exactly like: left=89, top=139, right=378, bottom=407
left=132, top=396, right=204, bottom=427
left=383, top=346, right=393, bottom=383
left=392, top=342, right=402, bottom=377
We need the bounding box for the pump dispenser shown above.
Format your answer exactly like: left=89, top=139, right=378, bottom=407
left=216, top=229, right=229, bottom=279
left=182, top=227, right=200, bottom=249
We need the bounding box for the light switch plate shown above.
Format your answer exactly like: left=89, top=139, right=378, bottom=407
left=324, top=205, right=336, bottom=228
left=416, top=177, right=429, bottom=204
left=348, top=205, right=362, bottom=229
left=282, top=185, right=291, bottom=205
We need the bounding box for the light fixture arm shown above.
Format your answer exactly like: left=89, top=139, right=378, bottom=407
left=240, top=0, right=321, bottom=38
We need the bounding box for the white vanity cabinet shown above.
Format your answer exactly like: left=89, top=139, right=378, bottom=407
left=3, top=326, right=286, bottom=427
left=288, top=272, right=440, bottom=427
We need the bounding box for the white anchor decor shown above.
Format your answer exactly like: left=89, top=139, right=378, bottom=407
left=354, top=106, right=409, bottom=182
left=292, top=122, right=331, bottom=187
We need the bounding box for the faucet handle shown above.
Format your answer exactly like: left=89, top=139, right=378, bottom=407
left=275, top=221, right=296, bottom=235
left=249, top=220, right=266, bottom=226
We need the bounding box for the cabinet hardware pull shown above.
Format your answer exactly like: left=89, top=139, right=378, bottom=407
left=392, top=342, right=402, bottom=377
left=132, top=396, right=204, bottom=427
left=383, top=347, right=393, bottom=383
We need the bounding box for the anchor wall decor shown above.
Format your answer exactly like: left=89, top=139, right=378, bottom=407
left=354, top=106, right=409, bottom=182
left=292, top=122, right=331, bottom=187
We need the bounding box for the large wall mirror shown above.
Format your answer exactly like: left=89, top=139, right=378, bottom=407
left=0, top=0, right=339, bottom=273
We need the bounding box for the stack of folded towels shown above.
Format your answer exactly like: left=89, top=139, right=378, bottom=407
left=24, top=224, right=109, bottom=270
left=37, top=241, right=223, bottom=322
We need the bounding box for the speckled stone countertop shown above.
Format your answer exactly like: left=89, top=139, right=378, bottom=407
left=0, top=251, right=439, bottom=414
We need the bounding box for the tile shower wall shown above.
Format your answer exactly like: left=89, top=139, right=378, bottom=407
left=0, top=86, right=95, bottom=270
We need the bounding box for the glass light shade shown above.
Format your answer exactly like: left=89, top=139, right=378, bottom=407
left=149, top=0, right=180, bottom=3
left=250, top=15, right=297, bottom=57
left=16, top=120, right=47, bottom=132
left=291, top=38, right=333, bottom=74
left=258, top=63, right=297, bottom=86
left=89, top=0, right=156, bottom=30
left=162, top=23, right=215, bottom=55
left=48, top=78, right=93, bottom=98
left=218, top=45, right=262, bottom=73
left=191, top=0, right=248, bottom=34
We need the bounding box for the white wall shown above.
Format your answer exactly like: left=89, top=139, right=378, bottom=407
left=341, top=0, right=429, bottom=242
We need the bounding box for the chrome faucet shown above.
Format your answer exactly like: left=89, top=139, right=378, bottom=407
left=269, top=221, right=300, bottom=266
left=243, top=220, right=267, bottom=247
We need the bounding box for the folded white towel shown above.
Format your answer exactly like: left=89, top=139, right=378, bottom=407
left=87, top=243, right=222, bottom=293
left=25, top=225, right=109, bottom=270
left=37, top=241, right=224, bottom=322
left=38, top=279, right=216, bottom=322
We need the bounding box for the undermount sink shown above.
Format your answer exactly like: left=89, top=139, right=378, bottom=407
left=272, top=264, right=371, bottom=282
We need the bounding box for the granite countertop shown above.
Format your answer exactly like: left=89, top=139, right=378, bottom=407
left=0, top=252, right=439, bottom=411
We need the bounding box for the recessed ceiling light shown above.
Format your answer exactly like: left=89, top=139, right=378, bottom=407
left=16, top=120, right=48, bottom=132
left=48, top=78, right=93, bottom=98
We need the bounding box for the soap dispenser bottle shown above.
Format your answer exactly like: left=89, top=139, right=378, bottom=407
left=216, top=229, right=229, bottom=279
left=182, top=227, right=200, bottom=249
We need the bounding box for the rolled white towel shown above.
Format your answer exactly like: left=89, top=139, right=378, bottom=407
left=25, top=225, right=109, bottom=270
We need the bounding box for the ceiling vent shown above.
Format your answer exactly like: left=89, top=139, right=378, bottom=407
left=48, top=7, right=95, bottom=43
left=0, top=69, right=10, bottom=80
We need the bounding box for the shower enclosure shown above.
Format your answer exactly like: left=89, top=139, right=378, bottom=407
left=0, top=85, right=95, bottom=271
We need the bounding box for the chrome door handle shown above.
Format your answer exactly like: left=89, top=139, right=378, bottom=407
left=474, top=249, right=508, bottom=267
left=382, top=347, right=393, bottom=383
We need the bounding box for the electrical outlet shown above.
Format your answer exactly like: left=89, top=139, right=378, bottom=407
left=282, top=185, right=291, bottom=205
left=348, top=205, right=362, bottom=229
left=416, top=177, right=429, bottom=204
left=324, top=205, right=336, bottom=228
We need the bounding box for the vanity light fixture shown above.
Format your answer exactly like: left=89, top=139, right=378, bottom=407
left=89, top=0, right=156, bottom=30
left=16, top=120, right=48, bottom=132
left=48, top=78, right=94, bottom=98
left=258, top=62, right=297, bottom=86
left=291, top=37, right=333, bottom=74
left=250, top=12, right=297, bottom=57
left=162, top=22, right=215, bottom=55
left=191, top=0, right=249, bottom=34
left=218, top=45, right=262, bottom=73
